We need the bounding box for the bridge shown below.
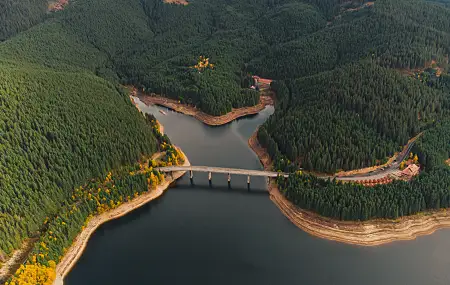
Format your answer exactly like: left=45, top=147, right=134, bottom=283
left=155, top=165, right=289, bottom=184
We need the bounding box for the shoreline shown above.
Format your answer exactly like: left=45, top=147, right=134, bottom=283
left=248, top=128, right=450, bottom=246
left=53, top=147, right=190, bottom=284
left=137, top=93, right=273, bottom=126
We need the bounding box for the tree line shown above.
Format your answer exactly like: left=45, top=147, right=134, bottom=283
left=0, top=63, right=158, bottom=256
left=0, top=0, right=48, bottom=41
left=277, top=117, right=450, bottom=221
left=259, top=62, right=448, bottom=173
left=5, top=109, right=185, bottom=284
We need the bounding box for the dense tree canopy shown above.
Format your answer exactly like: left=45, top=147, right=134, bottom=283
left=0, top=0, right=48, bottom=41
left=278, top=118, right=450, bottom=221
left=259, top=62, right=448, bottom=173
left=252, top=0, right=450, bottom=79
left=0, top=62, right=157, bottom=255
left=2, top=0, right=449, bottom=117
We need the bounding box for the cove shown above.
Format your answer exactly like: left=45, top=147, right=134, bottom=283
left=66, top=99, right=450, bottom=285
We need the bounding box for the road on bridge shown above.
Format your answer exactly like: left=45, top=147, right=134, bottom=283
left=156, top=166, right=289, bottom=178
left=157, top=134, right=420, bottom=182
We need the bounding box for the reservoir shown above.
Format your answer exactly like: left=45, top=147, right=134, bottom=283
left=66, top=98, right=450, bottom=285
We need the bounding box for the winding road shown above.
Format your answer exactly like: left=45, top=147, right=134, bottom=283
left=158, top=135, right=420, bottom=183
left=335, top=134, right=420, bottom=181
left=156, top=166, right=289, bottom=178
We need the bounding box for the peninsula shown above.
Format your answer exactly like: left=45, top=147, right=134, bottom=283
left=134, top=89, right=274, bottom=126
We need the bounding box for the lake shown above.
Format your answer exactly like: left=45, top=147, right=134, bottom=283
left=66, top=98, right=450, bottom=285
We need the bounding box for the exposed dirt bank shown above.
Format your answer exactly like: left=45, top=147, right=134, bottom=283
left=130, top=95, right=164, bottom=135
left=137, top=93, right=273, bottom=126
left=54, top=148, right=190, bottom=283
left=248, top=128, right=450, bottom=246
left=0, top=238, right=38, bottom=283
left=163, top=0, right=188, bottom=5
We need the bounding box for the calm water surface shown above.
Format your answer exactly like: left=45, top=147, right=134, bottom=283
left=66, top=98, right=450, bottom=285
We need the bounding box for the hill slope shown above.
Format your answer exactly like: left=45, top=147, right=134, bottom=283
left=259, top=62, right=448, bottom=173
left=0, top=62, right=157, bottom=255
left=0, top=0, right=48, bottom=41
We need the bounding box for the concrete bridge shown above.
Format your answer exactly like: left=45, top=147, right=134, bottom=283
left=155, top=166, right=289, bottom=184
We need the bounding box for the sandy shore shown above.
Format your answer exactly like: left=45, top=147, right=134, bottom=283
left=248, top=128, right=450, bottom=246
left=53, top=148, right=190, bottom=284
left=137, top=93, right=273, bottom=126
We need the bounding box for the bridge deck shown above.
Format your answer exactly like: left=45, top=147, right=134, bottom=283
left=156, top=166, right=289, bottom=178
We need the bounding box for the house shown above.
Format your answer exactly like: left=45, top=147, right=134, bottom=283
left=401, top=164, right=420, bottom=178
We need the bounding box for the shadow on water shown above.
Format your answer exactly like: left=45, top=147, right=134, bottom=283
left=184, top=180, right=269, bottom=196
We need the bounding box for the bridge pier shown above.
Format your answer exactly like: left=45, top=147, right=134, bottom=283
left=189, top=170, right=194, bottom=184
left=154, top=166, right=290, bottom=188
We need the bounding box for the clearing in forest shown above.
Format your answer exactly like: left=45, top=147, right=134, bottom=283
left=48, top=0, right=69, bottom=11
left=398, top=59, right=446, bottom=79
left=163, top=0, right=188, bottom=5
left=345, top=2, right=374, bottom=12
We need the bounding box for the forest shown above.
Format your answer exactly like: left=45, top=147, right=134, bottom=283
left=258, top=62, right=448, bottom=173
left=1, top=0, right=450, bottom=278
left=0, top=0, right=48, bottom=41
left=251, top=0, right=450, bottom=79
left=277, top=118, right=450, bottom=221
left=2, top=106, right=182, bottom=284
left=1, top=0, right=445, bottom=114
left=1, top=0, right=449, bottom=116
left=0, top=62, right=158, bottom=259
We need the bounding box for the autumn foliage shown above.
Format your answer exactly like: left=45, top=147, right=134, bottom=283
left=146, top=113, right=185, bottom=167
left=190, top=56, right=215, bottom=72
left=5, top=259, right=56, bottom=285
left=5, top=112, right=182, bottom=284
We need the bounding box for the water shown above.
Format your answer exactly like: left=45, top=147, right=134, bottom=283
left=66, top=98, right=450, bottom=285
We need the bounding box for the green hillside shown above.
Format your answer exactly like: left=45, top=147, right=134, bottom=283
left=0, top=0, right=48, bottom=41
left=259, top=62, right=448, bottom=173
left=3, top=0, right=449, bottom=118
left=277, top=118, right=450, bottom=221
left=0, top=62, right=157, bottom=255
left=252, top=0, right=450, bottom=78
